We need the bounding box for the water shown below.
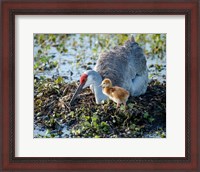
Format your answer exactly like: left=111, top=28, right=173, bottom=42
left=34, top=34, right=166, bottom=83
left=34, top=125, right=70, bottom=138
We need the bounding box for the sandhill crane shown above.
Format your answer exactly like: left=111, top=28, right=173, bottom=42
left=70, top=36, right=148, bottom=105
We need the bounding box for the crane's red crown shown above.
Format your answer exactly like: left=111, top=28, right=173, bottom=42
left=80, top=73, right=88, bottom=84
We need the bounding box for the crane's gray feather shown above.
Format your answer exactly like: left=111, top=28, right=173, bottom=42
left=94, top=38, right=148, bottom=96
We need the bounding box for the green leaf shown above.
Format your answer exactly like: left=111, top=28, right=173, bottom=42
left=121, top=105, right=127, bottom=111
left=149, top=117, right=155, bottom=123
left=100, top=121, right=107, bottom=126
left=85, top=115, right=90, bottom=120
left=135, top=127, right=140, bottom=132
left=128, top=103, right=134, bottom=108
left=35, top=99, right=42, bottom=106
left=70, top=111, right=75, bottom=117
left=55, top=76, right=64, bottom=84
left=37, top=49, right=42, bottom=54
left=50, top=118, right=54, bottom=124
left=161, top=132, right=166, bottom=138
left=45, top=129, right=50, bottom=136
left=130, top=124, right=136, bottom=130
left=83, top=121, right=91, bottom=127
left=63, top=48, right=68, bottom=53
left=143, top=112, right=149, bottom=119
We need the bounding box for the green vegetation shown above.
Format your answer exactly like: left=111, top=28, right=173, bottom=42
left=34, top=77, right=166, bottom=138
left=34, top=34, right=166, bottom=76
left=34, top=34, right=68, bottom=72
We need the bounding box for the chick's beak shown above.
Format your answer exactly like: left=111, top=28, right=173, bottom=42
left=70, top=83, right=85, bottom=105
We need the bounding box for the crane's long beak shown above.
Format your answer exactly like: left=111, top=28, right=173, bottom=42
left=69, top=83, right=84, bottom=105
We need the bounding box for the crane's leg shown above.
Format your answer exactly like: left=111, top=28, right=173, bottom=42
left=130, top=71, right=148, bottom=96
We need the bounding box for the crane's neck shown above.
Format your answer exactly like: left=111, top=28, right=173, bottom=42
left=94, top=82, right=108, bottom=104
left=85, top=70, right=107, bottom=104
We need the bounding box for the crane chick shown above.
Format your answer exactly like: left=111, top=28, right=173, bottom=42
left=100, top=78, right=129, bottom=108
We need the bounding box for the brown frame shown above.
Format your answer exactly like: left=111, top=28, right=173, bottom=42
left=0, top=0, right=199, bottom=171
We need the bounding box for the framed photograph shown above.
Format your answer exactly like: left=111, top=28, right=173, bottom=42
left=1, top=0, right=199, bottom=171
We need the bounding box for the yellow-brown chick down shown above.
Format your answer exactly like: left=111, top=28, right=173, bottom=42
left=101, top=78, right=130, bottom=107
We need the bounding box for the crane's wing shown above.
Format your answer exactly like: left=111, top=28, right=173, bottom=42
left=94, top=37, right=147, bottom=88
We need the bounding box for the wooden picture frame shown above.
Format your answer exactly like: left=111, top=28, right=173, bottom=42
left=0, top=0, right=199, bottom=171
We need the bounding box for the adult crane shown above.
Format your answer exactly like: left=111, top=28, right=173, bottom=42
left=70, top=36, right=148, bottom=105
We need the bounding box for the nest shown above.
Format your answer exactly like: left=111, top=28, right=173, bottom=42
left=34, top=78, right=166, bottom=138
